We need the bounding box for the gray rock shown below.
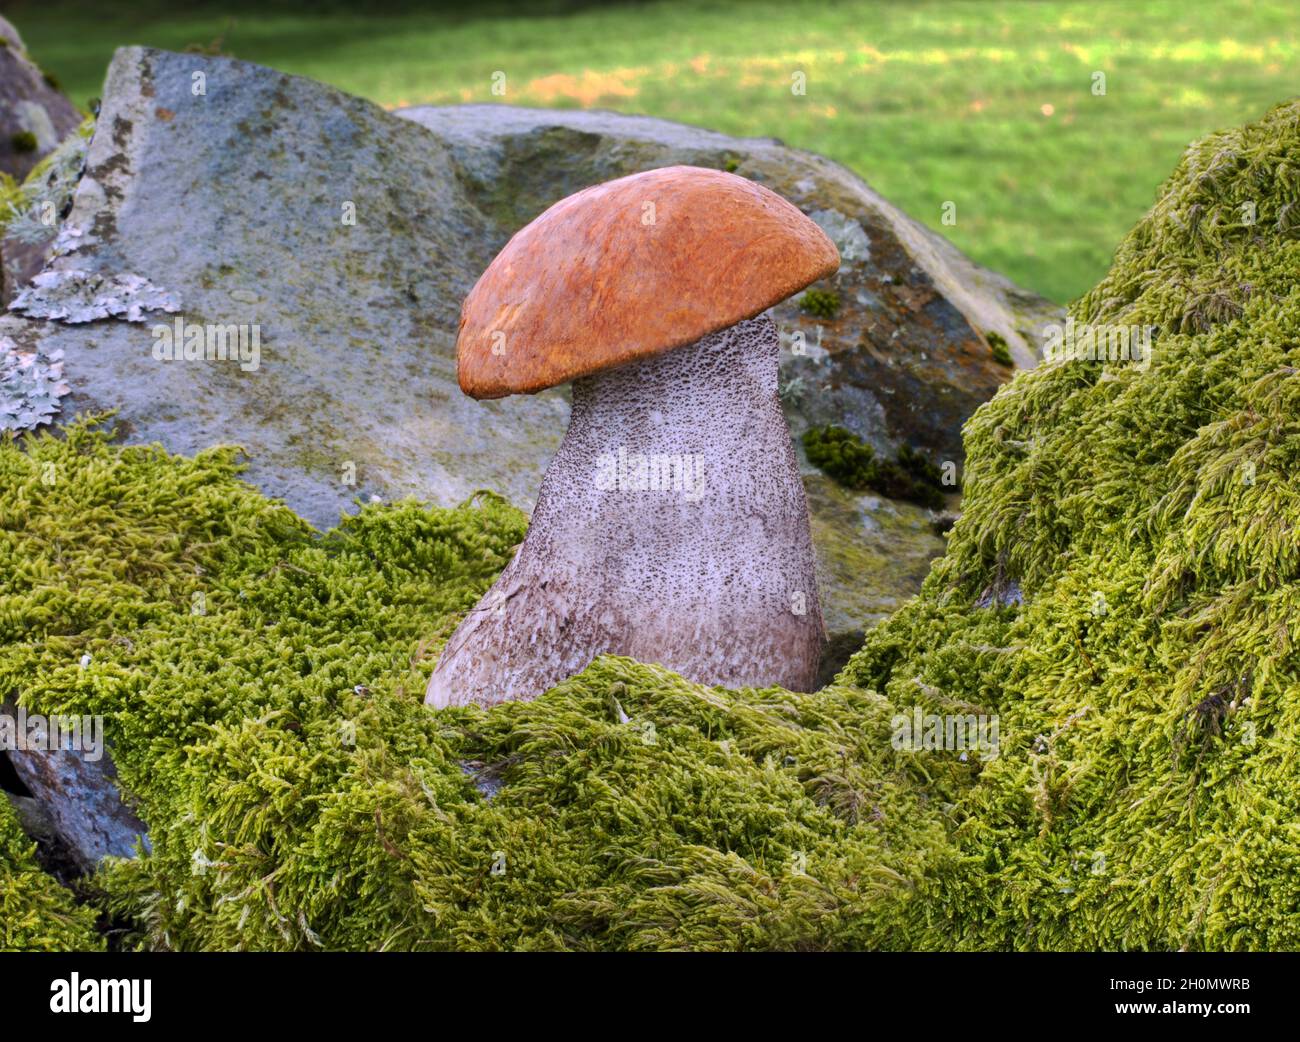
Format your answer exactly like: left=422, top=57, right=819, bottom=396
left=2, top=699, right=148, bottom=872
left=1, top=45, right=1060, bottom=658
left=0, top=17, right=85, bottom=304
left=0, top=17, right=81, bottom=180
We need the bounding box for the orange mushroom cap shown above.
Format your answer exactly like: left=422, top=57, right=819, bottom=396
left=456, top=165, right=840, bottom=399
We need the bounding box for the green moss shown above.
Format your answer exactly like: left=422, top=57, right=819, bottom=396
left=1, top=798, right=103, bottom=952
left=985, top=331, right=1013, bottom=366
left=803, top=423, right=878, bottom=488
left=0, top=418, right=952, bottom=951
left=9, top=131, right=38, bottom=155
left=840, top=99, right=1300, bottom=951
left=0, top=172, right=21, bottom=229
left=799, top=288, right=840, bottom=319
left=875, top=444, right=948, bottom=510
left=803, top=425, right=948, bottom=510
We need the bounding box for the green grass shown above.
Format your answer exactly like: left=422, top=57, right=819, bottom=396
left=8, top=0, right=1298, bottom=303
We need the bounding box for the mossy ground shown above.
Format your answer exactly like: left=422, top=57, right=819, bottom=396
left=0, top=421, right=955, bottom=950
left=4, top=98, right=1299, bottom=951
left=842, top=99, right=1300, bottom=950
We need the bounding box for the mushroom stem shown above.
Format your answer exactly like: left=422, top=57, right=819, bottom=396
left=426, top=313, right=825, bottom=708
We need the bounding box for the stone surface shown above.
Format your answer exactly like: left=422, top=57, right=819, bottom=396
left=0, top=17, right=85, bottom=305
left=0, top=46, right=1062, bottom=655
left=2, top=700, right=148, bottom=872
left=0, top=17, right=81, bottom=181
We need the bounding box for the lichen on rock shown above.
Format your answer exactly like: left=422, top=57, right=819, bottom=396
left=8, top=268, right=181, bottom=323
left=0, top=337, right=66, bottom=431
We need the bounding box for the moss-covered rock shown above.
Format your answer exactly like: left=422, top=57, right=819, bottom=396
left=799, top=288, right=841, bottom=319
left=803, top=423, right=880, bottom=489
left=803, top=425, right=949, bottom=510
left=841, top=99, right=1300, bottom=951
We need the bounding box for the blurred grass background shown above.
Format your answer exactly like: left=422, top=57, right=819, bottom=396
left=8, top=0, right=1296, bottom=303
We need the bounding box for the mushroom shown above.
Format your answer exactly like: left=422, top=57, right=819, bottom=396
left=426, top=165, right=839, bottom=708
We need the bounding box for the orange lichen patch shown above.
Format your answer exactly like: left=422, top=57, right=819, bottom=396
left=457, top=166, right=839, bottom=398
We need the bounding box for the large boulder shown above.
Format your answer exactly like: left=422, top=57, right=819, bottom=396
left=1, top=46, right=1061, bottom=649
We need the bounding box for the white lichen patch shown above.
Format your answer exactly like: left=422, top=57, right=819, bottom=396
left=0, top=337, right=68, bottom=431
left=808, top=208, right=871, bottom=263
left=2, top=121, right=92, bottom=248
left=9, top=269, right=180, bottom=323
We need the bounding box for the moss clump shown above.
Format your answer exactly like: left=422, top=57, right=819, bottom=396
left=985, top=331, right=1013, bottom=366
left=9, top=131, right=37, bottom=154
left=874, top=444, right=948, bottom=510
left=799, top=288, right=840, bottom=318
left=1, top=798, right=103, bottom=951
left=803, top=423, right=878, bottom=487
left=1, top=418, right=953, bottom=951
left=840, top=99, right=1300, bottom=950
left=803, top=425, right=948, bottom=509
